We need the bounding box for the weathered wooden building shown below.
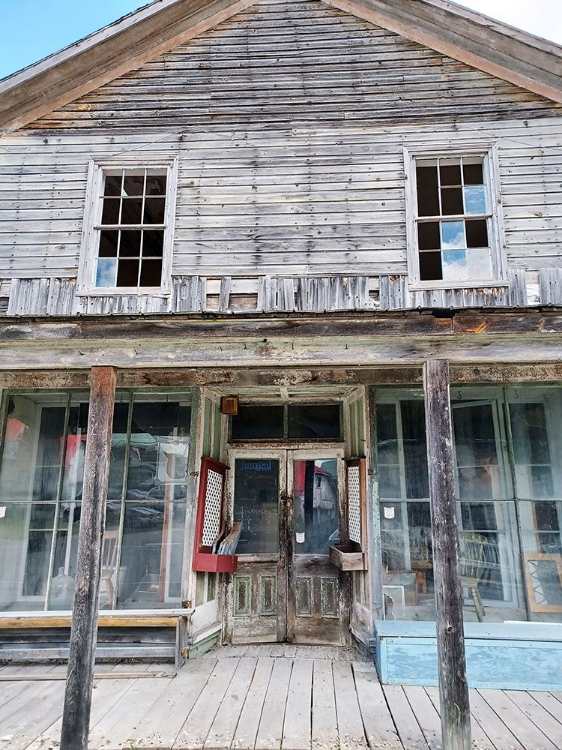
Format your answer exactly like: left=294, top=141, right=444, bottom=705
left=1, top=0, right=562, bottom=692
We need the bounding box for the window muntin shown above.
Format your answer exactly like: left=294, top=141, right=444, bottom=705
left=95, top=168, right=167, bottom=289
left=405, top=148, right=504, bottom=287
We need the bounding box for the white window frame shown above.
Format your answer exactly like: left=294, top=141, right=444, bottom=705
left=404, top=144, right=506, bottom=291
left=77, top=157, right=178, bottom=295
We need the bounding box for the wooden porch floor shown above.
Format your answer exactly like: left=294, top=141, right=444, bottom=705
left=1, top=645, right=562, bottom=750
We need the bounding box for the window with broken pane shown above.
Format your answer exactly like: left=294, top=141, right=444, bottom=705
left=95, top=168, right=168, bottom=289
left=414, top=155, right=494, bottom=283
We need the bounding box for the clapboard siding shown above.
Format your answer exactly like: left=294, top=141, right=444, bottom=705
left=2, top=121, right=562, bottom=279
left=0, top=0, right=561, bottom=285
left=31, top=0, right=560, bottom=132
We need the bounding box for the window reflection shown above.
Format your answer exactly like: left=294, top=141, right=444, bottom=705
left=376, top=388, right=562, bottom=624
left=0, top=392, right=191, bottom=613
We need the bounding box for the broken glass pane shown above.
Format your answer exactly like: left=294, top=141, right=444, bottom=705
left=441, top=187, right=464, bottom=216
left=419, top=251, right=442, bottom=281
left=466, top=219, right=488, bottom=248
left=416, top=165, right=440, bottom=217
left=439, top=162, right=462, bottom=186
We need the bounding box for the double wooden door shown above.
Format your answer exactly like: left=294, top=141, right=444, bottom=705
left=227, top=449, right=346, bottom=645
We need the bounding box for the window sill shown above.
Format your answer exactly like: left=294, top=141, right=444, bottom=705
left=77, top=287, right=171, bottom=297
left=408, top=279, right=509, bottom=292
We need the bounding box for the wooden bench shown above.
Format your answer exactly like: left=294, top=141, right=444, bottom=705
left=0, top=609, right=194, bottom=672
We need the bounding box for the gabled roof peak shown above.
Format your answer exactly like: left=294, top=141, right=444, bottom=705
left=1, top=0, right=561, bottom=133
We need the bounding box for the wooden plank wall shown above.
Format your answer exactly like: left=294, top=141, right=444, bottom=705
left=7, top=269, right=562, bottom=316
left=0, top=0, right=561, bottom=289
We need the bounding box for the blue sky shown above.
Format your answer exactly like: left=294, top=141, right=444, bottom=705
left=0, top=0, right=560, bottom=81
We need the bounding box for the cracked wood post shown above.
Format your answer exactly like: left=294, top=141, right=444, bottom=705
left=60, top=366, right=116, bottom=750
left=424, top=359, right=471, bottom=750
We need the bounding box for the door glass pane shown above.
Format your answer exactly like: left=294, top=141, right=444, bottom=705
left=293, top=459, right=339, bottom=555
left=234, top=458, right=279, bottom=554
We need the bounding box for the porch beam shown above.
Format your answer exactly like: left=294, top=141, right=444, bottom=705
left=424, top=359, right=471, bottom=750
left=60, top=366, right=116, bottom=750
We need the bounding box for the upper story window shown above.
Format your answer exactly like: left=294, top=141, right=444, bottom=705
left=78, top=159, right=177, bottom=294
left=404, top=147, right=505, bottom=288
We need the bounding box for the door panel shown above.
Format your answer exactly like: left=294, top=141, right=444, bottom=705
left=228, top=449, right=346, bottom=645
left=288, top=454, right=345, bottom=645
left=230, top=454, right=284, bottom=644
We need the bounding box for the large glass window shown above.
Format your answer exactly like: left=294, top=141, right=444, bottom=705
left=0, top=391, right=192, bottom=612
left=376, top=387, right=562, bottom=624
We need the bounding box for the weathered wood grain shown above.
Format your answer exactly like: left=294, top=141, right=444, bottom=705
left=0, top=2, right=561, bottom=288
left=60, top=366, right=116, bottom=750
left=424, top=359, right=470, bottom=750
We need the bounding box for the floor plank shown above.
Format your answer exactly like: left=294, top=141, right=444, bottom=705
left=469, top=690, right=525, bottom=750
left=352, top=662, right=402, bottom=750
left=425, top=686, right=494, bottom=750
left=133, top=659, right=216, bottom=748
left=528, top=690, right=562, bottom=728
left=88, top=676, right=174, bottom=750
left=255, top=658, right=293, bottom=750
left=203, top=657, right=257, bottom=750
left=312, top=659, right=339, bottom=750
left=174, top=657, right=239, bottom=749
left=283, top=658, right=313, bottom=750
left=478, top=689, right=559, bottom=750
left=2, top=680, right=65, bottom=750
left=333, top=660, right=368, bottom=750
left=506, top=691, right=562, bottom=750
left=3, top=652, right=562, bottom=750
left=382, top=685, right=429, bottom=750
left=231, top=657, right=275, bottom=750
left=25, top=677, right=137, bottom=750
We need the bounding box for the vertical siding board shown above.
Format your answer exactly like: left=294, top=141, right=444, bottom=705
left=508, top=270, right=528, bottom=307
left=539, top=268, right=562, bottom=306
left=379, top=276, right=390, bottom=311
left=218, top=277, right=232, bottom=313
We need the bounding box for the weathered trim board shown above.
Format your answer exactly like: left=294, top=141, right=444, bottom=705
left=373, top=621, right=562, bottom=691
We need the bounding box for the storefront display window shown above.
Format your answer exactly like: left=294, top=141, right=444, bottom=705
left=376, top=386, right=562, bottom=624
left=0, top=391, right=192, bottom=612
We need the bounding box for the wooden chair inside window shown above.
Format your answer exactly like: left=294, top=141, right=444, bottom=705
left=459, top=531, right=487, bottom=622
left=100, top=530, right=119, bottom=607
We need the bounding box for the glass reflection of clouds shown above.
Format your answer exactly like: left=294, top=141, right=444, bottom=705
left=464, top=186, right=487, bottom=215
left=443, top=249, right=467, bottom=280
left=95, top=257, right=117, bottom=288
left=441, top=221, right=466, bottom=250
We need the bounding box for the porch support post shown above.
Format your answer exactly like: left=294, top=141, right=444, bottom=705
left=423, top=359, right=471, bottom=750
left=60, top=366, right=116, bottom=750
